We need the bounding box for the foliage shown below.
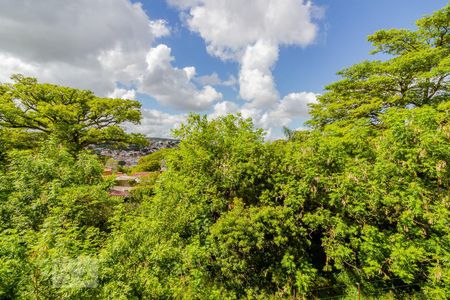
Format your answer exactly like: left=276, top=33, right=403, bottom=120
left=99, top=5, right=450, bottom=299
left=0, top=75, right=147, bottom=153
left=128, top=171, right=161, bottom=202
left=131, top=148, right=173, bottom=172
left=1, top=4, right=450, bottom=299
left=0, top=144, right=121, bottom=299
left=308, top=4, right=450, bottom=129
left=100, top=104, right=449, bottom=298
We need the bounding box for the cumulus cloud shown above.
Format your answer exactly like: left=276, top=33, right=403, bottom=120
left=239, top=40, right=279, bottom=108
left=125, top=109, right=186, bottom=137
left=0, top=0, right=219, bottom=112
left=261, top=92, right=318, bottom=128
left=0, top=53, right=38, bottom=83
left=169, top=0, right=319, bottom=59
left=195, top=73, right=237, bottom=87
left=0, top=0, right=164, bottom=94
left=209, top=101, right=240, bottom=119
left=0, top=0, right=225, bottom=137
left=230, top=92, right=317, bottom=139
left=169, top=0, right=322, bottom=137
left=108, top=88, right=137, bottom=100
left=0, top=0, right=323, bottom=139
left=149, top=20, right=171, bottom=38
left=140, top=44, right=222, bottom=111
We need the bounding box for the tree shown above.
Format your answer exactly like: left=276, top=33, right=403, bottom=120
left=300, top=4, right=450, bottom=297
left=1, top=4, right=449, bottom=299
left=0, top=143, right=121, bottom=299
left=309, top=4, right=450, bottom=128
left=131, top=148, right=173, bottom=173
left=99, top=114, right=276, bottom=298
left=99, top=5, right=450, bottom=299
left=0, top=75, right=146, bottom=153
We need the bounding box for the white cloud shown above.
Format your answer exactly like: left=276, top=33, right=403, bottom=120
left=169, top=0, right=322, bottom=138
left=0, top=0, right=322, bottom=139
left=239, top=40, right=279, bottom=108
left=223, top=75, right=239, bottom=87
left=170, top=0, right=319, bottom=59
left=207, top=92, right=317, bottom=139
left=0, top=0, right=153, bottom=62
left=260, top=92, right=318, bottom=128
left=0, top=53, right=38, bottom=83
left=168, top=0, right=201, bottom=10
left=0, top=0, right=223, bottom=137
left=108, top=88, right=136, bottom=100
left=125, top=109, right=186, bottom=138
left=195, top=73, right=237, bottom=88
left=149, top=20, right=171, bottom=38
left=183, top=67, right=197, bottom=80
left=140, top=44, right=222, bottom=111
left=0, top=0, right=167, bottom=95
left=209, top=101, right=240, bottom=119
left=196, top=73, right=222, bottom=86
left=127, top=90, right=316, bottom=141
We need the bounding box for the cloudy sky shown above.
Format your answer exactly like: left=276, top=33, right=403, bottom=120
left=0, top=0, right=445, bottom=138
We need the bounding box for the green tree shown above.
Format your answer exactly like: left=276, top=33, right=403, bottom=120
left=0, top=143, right=121, bottom=299
left=0, top=75, right=146, bottom=153
left=132, top=148, right=173, bottom=173
left=100, top=5, right=450, bottom=299
left=100, top=114, right=276, bottom=298
left=300, top=4, right=450, bottom=297
left=2, top=4, right=450, bottom=300
left=309, top=4, right=450, bottom=128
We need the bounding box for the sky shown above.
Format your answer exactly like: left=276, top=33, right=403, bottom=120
left=0, top=0, right=446, bottom=138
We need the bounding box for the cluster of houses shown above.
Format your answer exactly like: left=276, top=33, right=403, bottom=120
left=96, top=138, right=178, bottom=197
left=99, top=149, right=141, bottom=167
left=92, top=138, right=179, bottom=167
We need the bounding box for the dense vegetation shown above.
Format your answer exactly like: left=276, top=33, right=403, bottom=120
left=0, top=75, right=146, bottom=154
left=1, top=5, right=449, bottom=299
left=131, top=148, right=173, bottom=173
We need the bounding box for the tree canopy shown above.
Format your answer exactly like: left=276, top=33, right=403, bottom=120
left=131, top=148, right=173, bottom=173
left=0, top=4, right=449, bottom=300
left=0, top=75, right=146, bottom=153
left=309, top=4, right=450, bottom=128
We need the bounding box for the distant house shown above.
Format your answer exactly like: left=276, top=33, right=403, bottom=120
left=93, top=137, right=179, bottom=167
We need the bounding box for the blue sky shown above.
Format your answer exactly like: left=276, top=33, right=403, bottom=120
left=141, top=0, right=444, bottom=95
left=0, top=0, right=446, bottom=137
